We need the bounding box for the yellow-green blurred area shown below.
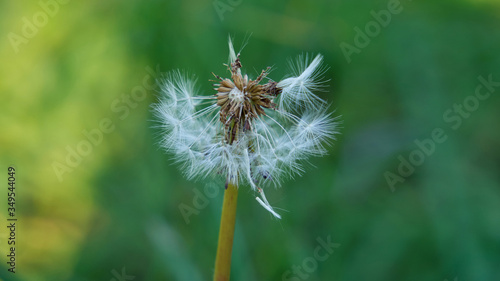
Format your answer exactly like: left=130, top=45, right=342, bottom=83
left=1, top=0, right=500, bottom=280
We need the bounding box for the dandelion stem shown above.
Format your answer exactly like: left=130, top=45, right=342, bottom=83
left=214, top=182, right=239, bottom=281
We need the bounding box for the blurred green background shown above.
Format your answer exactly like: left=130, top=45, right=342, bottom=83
left=1, top=0, right=500, bottom=280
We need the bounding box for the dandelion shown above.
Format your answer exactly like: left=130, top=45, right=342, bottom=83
left=153, top=37, right=339, bottom=281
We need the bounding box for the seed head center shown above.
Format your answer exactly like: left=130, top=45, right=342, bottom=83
left=212, top=55, right=283, bottom=144
left=228, top=87, right=245, bottom=103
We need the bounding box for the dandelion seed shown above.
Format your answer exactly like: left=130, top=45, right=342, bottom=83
left=153, top=37, right=339, bottom=218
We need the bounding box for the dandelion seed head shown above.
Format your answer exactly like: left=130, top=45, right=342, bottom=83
left=153, top=38, right=340, bottom=218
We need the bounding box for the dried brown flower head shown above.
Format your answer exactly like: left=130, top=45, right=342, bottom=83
left=213, top=54, right=282, bottom=144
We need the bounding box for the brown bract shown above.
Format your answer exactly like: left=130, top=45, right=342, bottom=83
left=212, top=55, right=282, bottom=144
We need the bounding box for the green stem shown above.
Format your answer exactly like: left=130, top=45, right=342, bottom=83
left=213, top=182, right=239, bottom=281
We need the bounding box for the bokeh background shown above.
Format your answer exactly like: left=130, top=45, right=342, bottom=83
left=1, top=0, right=500, bottom=280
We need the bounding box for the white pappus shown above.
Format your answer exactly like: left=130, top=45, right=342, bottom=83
left=152, top=38, right=339, bottom=219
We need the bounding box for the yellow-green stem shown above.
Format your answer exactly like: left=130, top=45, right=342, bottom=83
left=213, top=182, right=239, bottom=281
